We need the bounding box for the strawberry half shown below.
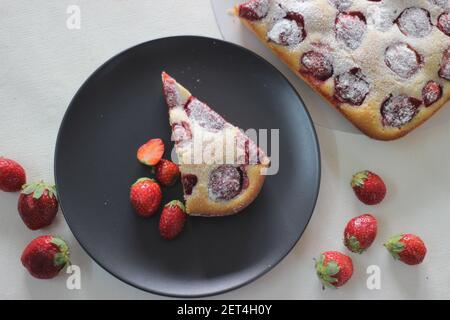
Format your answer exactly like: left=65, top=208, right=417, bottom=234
left=137, top=138, right=164, bottom=166
left=384, top=234, right=427, bottom=265
left=351, top=170, right=386, bottom=205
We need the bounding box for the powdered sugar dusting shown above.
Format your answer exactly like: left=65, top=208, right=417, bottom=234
left=328, top=0, right=353, bottom=11
left=385, top=43, right=421, bottom=79
left=439, top=53, right=450, bottom=79
left=185, top=98, right=226, bottom=131
left=422, top=81, right=442, bottom=106
left=172, top=122, right=192, bottom=145
left=438, top=12, right=450, bottom=36
left=239, top=0, right=450, bottom=135
left=428, top=0, right=448, bottom=8
left=208, top=165, right=242, bottom=201
left=301, top=50, right=334, bottom=81
left=423, top=89, right=440, bottom=105
left=334, top=68, right=370, bottom=105
left=265, top=1, right=287, bottom=28
left=241, top=0, right=270, bottom=20
left=163, top=80, right=181, bottom=109
left=335, top=12, right=367, bottom=50
left=439, top=47, right=450, bottom=80
left=367, top=5, right=394, bottom=32
left=268, top=18, right=303, bottom=45
left=396, top=7, right=432, bottom=38
left=381, top=95, right=421, bottom=127
left=251, top=0, right=270, bottom=17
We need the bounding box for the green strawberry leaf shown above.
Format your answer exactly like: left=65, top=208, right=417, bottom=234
left=325, top=261, right=339, bottom=276
left=315, top=255, right=339, bottom=289
left=351, top=171, right=369, bottom=188
left=346, top=236, right=363, bottom=253
left=51, top=237, right=70, bottom=267
left=166, top=200, right=185, bottom=212
left=133, top=177, right=154, bottom=186
left=47, top=185, right=57, bottom=199
left=22, top=181, right=56, bottom=199
left=318, top=274, right=338, bottom=289
left=318, top=254, right=324, bottom=265
left=21, top=183, right=36, bottom=195
left=54, top=252, right=68, bottom=267
left=33, top=183, right=45, bottom=199
left=384, top=234, right=405, bottom=260
left=51, top=237, right=69, bottom=254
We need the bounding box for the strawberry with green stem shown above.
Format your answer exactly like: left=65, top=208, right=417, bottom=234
left=130, top=178, right=162, bottom=217
left=18, top=182, right=58, bottom=230
left=344, top=213, right=377, bottom=253
left=315, top=251, right=353, bottom=288
left=154, top=159, right=180, bottom=187
left=384, top=234, right=427, bottom=265
left=159, top=200, right=187, bottom=240
left=21, top=235, right=70, bottom=279
left=137, top=138, right=164, bottom=166
left=351, top=170, right=386, bottom=205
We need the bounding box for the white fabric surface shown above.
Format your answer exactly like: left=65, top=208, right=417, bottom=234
left=0, top=0, right=449, bottom=299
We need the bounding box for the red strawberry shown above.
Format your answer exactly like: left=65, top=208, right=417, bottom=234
left=21, top=235, right=70, bottom=279
left=137, top=138, right=164, bottom=166
left=351, top=170, right=386, bottom=205
left=0, top=157, right=26, bottom=192
left=344, top=213, right=377, bottom=253
left=315, top=251, right=353, bottom=288
left=18, top=182, right=58, bottom=230
left=130, top=178, right=162, bottom=217
left=384, top=234, right=427, bottom=265
left=238, top=0, right=269, bottom=21
left=422, top=80, right=442, bottom=107
left=159, top=200, right=187, bottom=240
left=155, top=159, right=180, bottom=187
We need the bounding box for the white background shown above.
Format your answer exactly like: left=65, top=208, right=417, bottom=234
left=0, top=0, right=449, bottom=299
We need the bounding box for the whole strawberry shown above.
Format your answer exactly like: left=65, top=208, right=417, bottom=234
left=21, top=235, right=70, bottom=279
left=384, top=234, right=427, bottom=265
left=315, top=251, right=353, bottom=289
left=130, top=178, right=162, bottom=217
left=155, top=159, right=180, bottom=187
left=18, top=182, right=58, bottom=230
left=0, top=157, right=26, bottom=192
left=159, top=200, right=187, bottom=240
left=344, top=213, right=378, bottom=253
left=351, top=170, right=386, bottom=205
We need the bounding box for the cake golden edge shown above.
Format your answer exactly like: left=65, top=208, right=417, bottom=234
left=185, top=164, right=268, bottom=216
left=233, top=6, right=450, bottom=141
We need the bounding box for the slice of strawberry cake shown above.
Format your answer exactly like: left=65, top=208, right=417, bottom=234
left=161, top=72, right=269, bottom=216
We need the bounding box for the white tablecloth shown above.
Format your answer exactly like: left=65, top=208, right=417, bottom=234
left=0, top=0, right=449, bottom=299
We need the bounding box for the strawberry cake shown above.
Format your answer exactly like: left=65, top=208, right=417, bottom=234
left=235, top=0, right=450, bottom=140
left=161, top=72, right=269, bottom=216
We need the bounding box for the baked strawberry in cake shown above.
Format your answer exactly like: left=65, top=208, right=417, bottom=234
left=235, top=0, right=450, bottom=140
left=161, top=72, right=269, bottom=216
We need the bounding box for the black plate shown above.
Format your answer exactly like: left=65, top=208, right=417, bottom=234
left=55, top=36, right=320, bottom=297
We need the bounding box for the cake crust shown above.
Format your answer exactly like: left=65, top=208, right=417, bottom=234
left=182, top=164, right=267, bottom=216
